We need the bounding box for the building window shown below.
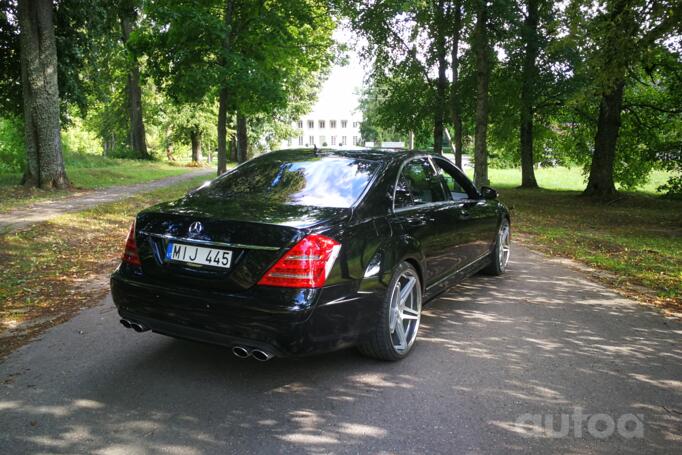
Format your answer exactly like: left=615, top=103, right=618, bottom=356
left=298, top=136, right=304, bottom=146
left=308, top=120, right=314, bottom=129
left=353, top=136, right=358, bottom=145
left=287, top=138, right=292, bottom=146
left=341, top=120, right=347, bottom=128
left=341, top=136, right=347, bottom=145
left=331, top=136, right=336, bottom=145
left=330, top=120, right=336, bottom=128
left=319, top=120, right=325, bottom=129
left=297, top=120, right=303, bottom=129
left=352, top=121, right=359, bottom=128
left=309, top=135, right=315, bottom=145
left=320, top=136, right=326, bottom=146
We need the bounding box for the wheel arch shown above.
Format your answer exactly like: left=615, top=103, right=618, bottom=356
left=383, top=235, right=426, bottom=293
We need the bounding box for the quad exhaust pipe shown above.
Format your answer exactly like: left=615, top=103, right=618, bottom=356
left=232, top=346, right=250, bottom=358
left=119, top=320, right=272, bottom=360
left=231, top=345, right=274, bottom=361
left=120, top=319, right=149, bottom=333
left=252, top=349, right=274, bottom=362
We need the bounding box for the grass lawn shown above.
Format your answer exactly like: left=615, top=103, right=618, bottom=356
left=481, top=166, right=682, bottom=307
left=0, top=175, right=209, bottom=358
left=486, top=166, right=672, bottom=194
left=0, top=157, right=205, bottom=212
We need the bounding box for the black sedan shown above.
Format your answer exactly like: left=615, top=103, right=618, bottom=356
left=111, top=149, right=510, bottom=361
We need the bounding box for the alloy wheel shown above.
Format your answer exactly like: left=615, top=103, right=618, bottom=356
left=499, top=223, right=511, bottom=270
left=388, top=268, right=422, bottom=353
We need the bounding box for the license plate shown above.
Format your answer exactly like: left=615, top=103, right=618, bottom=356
left=165, top=242, right=233, bottom=269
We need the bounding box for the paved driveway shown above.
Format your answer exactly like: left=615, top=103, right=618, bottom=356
left=1, top=246, right=680, bottom=454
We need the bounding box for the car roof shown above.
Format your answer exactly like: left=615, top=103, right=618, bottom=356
left=268, top=148, right=434, bottom=163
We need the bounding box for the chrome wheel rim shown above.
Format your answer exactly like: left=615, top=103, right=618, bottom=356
left=499, top=224, right=511, bottom=270
left=389, top=269, right=421, bottom=353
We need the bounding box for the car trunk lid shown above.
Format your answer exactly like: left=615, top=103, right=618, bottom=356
left=134, top=194, right=349, bottom=292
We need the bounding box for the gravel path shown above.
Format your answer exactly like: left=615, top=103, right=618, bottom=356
left=0, top=169, right=215, bottom=234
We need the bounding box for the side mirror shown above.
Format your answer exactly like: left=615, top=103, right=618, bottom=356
left=480, top=186, right=498, bottom=200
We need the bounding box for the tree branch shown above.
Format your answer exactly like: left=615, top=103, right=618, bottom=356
left=624, top=102, right=682, bottom=114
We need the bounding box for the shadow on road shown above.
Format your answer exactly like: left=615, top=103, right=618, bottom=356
left=1, top=247, right=681, bottom=454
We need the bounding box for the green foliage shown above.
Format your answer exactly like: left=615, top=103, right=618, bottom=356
left=3, top=0, right=679, bottom=196
left=340, top=0, right=446, bottom=148
left=349, top=0, right=682, bottom=195
left=61, top=116, right=102, bottom=156
left=0, top=115, right=24, bottom=173
left=137, top=0, right=336, bottom=130
left=359, top=67, right=431, bottom=147
left=136, top=0, right=339, bottom=159
left=561, top=0, right=682, bottom=192
left=0, top=0, right=20, bottom=114
left=54, top=0, right=110, bottom=118
left=77, top=3, right=131, bottom=158
left=159, top=100, right=219, bottom=159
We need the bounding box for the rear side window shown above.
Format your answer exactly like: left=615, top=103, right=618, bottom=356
left=204, top=156, right=380, bottom=208
left=431, top=158, right=478, bottom=201
left=394, top=158, right=446, bottom=209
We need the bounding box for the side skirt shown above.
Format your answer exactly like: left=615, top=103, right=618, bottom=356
left=423, top=253, right=493, bottom=303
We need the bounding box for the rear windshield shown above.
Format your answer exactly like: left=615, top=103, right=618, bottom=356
left=203, top=155, right=381, bottom=208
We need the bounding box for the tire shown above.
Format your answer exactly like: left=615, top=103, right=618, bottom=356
left=482, top=218, right=511, bottom=276
left=358, top=262, right=422, bottom=361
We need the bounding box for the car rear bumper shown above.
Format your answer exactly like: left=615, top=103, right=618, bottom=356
left=110, top=271, right=384, bottom=357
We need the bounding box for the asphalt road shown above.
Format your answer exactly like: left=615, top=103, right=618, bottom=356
left=1, top=246, right=680, bottom=454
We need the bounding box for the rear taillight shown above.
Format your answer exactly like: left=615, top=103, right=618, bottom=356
left=121, top=221, right=141, bottom=266
left=257, top=234, right=341, bottom=288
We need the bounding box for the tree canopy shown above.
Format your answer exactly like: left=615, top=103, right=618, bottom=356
left=0, top=0, right=680, bottom=197
left=345, top=0, right=682, bottom=197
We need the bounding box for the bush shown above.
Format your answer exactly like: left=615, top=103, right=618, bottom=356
left=658, top=175, right=682, bottom=199
left=62, top=120, right=101, bottom=156
left=0, top=116, right=25, bottom=173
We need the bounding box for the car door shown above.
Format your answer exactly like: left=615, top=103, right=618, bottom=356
left=431, top=157, right=498, bottom=262
left=389, top=157, right=458, bottom=287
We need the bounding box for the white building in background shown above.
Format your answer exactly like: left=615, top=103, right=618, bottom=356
left=279, top=56, right=364, bottom=149
left=280, top=114, right=363, bottom=149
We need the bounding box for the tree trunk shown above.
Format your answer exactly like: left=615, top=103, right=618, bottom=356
left=103, top=133, right=115, bottom=157
left=236, top=114, right=248, bottom=163
left=229, top=136, right=238, bottom=162
left=216, top=0, right=234, bottom=176
left=190, top=129, right=202, bottom=162
left=433, top=0, right=447, bottom=155
left=472, top=2, right=490, bottom=188
left=450, top=0, right=464, bottom=169
left=584, top=0, right=635, bottom=197
left=18, top=0, right=69, bottom=189
left=584, top=79, right=624, bottom=197
left=119, top=7, right=149, bottom=159
left=519, top=0, right=539, bottom=188
left=217, top=88, right=229, bottom=174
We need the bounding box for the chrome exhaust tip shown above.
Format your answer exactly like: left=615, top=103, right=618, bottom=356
left=120, top=319, right=132, bottom=329
left=251, top=349, right=274, bottom=362
left=131, top=323, right=148, bottom=333
left=232, top=346, right=251, bottom=358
